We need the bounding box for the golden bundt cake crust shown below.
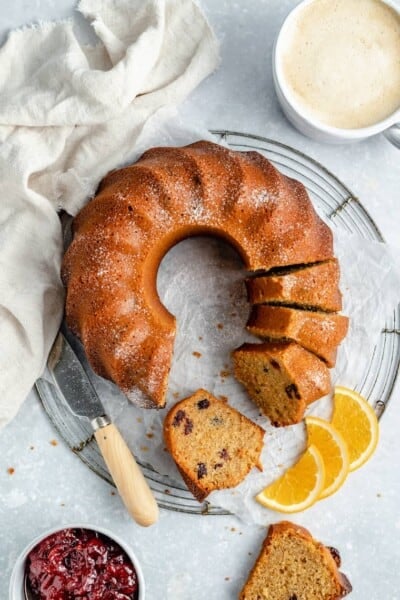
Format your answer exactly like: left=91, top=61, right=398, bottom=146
left=62, top=141, right=334, bottom=408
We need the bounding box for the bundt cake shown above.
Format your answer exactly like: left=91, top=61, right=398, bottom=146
left=247, top=305, right=349, bottom=367
left=240, top=521, right=352, bottom=600
left=232, top=342, right=331, bottom=427
left=163, top=389, right=264, bottom=501
left=62, top=140, right=334, bottom=408
left=246, top=259, right=342, bottom=312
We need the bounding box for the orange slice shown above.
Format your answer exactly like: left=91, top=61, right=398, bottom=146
left=305, top=416, right=350, bottom=499
left=331, top=386, right=379, bottom=471
left=256, top=445, right=325, bottom=513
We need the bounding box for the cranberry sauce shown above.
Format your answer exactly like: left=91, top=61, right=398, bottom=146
left=26, top=528, right=139, bottom=600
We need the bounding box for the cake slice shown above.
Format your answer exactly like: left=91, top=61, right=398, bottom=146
left=246, top=259, right=342, bottom=312
left=247, top=305, right=349, bottom=367
left=163, top=390, right=264, bottom=502
left=233, top=342, right=331, bottom=427
left=240, top=521, right=352, bottom=600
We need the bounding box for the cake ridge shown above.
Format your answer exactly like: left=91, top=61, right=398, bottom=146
left=185, top=141, right=245, bottom=217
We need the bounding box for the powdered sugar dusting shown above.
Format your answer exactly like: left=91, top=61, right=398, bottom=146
left=126, top=387, right=155, bottom=409
left=249, top=187, right=275, bottom=208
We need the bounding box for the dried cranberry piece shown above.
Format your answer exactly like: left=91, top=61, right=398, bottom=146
left=219, top=448, right=230, bottom=461
left=285, top=383, right=301, bottom=400
left=172, top=410, right=186, bottom=427
left=197, top=399, right=210, bottom=410
left=214, top=463, right=224, bottom=469
left=340, top=573, right=353, bottom=594
left=270, top=359, right=281, bottom=371
left=197, top=463, right=207, bottom=479
left=327, top=546, right=341, bottom=567
left=184, top=418, right=194, bottom=435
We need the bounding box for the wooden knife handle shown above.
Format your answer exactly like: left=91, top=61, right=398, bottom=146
left=94, top=423, right=159, bottom=526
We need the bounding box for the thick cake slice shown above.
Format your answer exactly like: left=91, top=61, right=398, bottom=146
left=233, top=342, right=331, bottom=427
left=240, top=521, right=352, bottom=600
left=163, top=390, right=264, bottom=502
left=247, top=305, right=349, bottom=367
left=246, top=259, right=342, bottom=312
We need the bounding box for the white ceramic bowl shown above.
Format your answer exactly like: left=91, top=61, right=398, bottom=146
left=9, top=523, right=145, bottom=600
left=272, top=0, right=400, bottom=147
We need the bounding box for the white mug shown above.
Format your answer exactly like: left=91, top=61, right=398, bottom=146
left=272, top=0, right=400, bottom=147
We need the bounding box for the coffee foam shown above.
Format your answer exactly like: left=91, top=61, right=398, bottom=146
left=280, top=0, right=400, bottom=129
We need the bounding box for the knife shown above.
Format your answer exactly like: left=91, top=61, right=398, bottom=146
left=49, top=328, right=159, bottom=527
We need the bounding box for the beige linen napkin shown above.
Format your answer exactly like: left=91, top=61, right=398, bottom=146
left=0, top=0, right=219, bottom=428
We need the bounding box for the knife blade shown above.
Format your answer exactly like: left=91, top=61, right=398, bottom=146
left=50, top=330, right=107, bottom=424
left=48, top=326, right=159, bottom=527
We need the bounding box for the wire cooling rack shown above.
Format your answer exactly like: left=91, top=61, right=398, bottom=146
left=36, top=131, right=400, bottom=515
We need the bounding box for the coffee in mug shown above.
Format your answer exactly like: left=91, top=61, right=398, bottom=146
left=280, top=0, right=400, bottom=129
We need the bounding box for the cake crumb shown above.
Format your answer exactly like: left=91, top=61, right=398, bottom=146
left=165, top=489, right=171, bottom=494
left=137, top=417, right=143, bottom=423
left=192, top=351, right=202, bottom=358
left=219, top=395, right=228, bottom=402
left=7, top=467, right=15, bottom=475
left=29, top=446, right=35, bottom=450
left=111, top=491, right=116, bottom=496
left=60, top=503, right=65, bottom=507
left=231, top=527, right=236, bottom=532
left=146, top=432, right=154, bottom=439
left=220, top=370, right=230, bottom=378
left=50, top=439, right=58, bottom=446
left=377, top=493, right=382, bottom=497
left=198, top=336, right=203, bottom=340
left=217, top=323, right=224, bottom=330
left=225, top=577, right=230, bottom=581
left=173, top=392, right=180, bottom=399
left=140, top=445, right=149, bottom=452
